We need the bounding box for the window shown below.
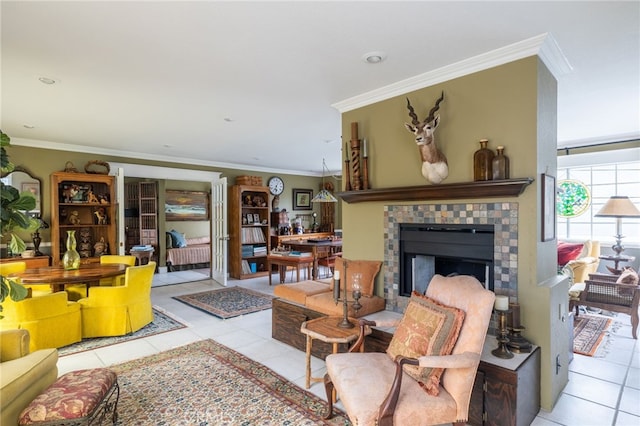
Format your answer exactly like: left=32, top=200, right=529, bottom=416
left=557, top=158, right=640, bottom=245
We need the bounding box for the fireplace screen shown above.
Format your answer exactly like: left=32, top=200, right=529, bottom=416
left=399, top=224, right=495, bottom=296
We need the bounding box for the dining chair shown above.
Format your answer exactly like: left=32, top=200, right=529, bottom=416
left=65, top=254, right=137, bottom=301
left=0, top=262, right=51, bottom=297
left=78, top=262, right=156, bottom=337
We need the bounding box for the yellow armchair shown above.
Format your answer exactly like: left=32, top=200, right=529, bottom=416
left=65, top=254, right=137, bottom=301
left=78, top=262, right=156, bottom=338
left=563, top=240, right=601, bottom=284
left=0, top=290, right=82, bottom=352
left=0, top=261, right=51, bottom=297
left=1, top=329, right=58, bottom=426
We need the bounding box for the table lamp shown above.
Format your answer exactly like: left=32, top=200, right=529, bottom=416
left=595, top=196, right=640, bottom=257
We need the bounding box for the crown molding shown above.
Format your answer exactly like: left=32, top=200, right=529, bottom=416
left=332, top=33, right=572, bottom=113
left=11, top=137, right=323, bottom=177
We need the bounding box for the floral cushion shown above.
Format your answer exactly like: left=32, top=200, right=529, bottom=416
left=331, top=258, right=382, bottom=297
left=19, top=368, right=117, bottom=424
left=386, top=291, right=465, bottom=396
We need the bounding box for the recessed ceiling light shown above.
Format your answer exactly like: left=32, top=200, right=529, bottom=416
left=362, top=51, right=387, bottom=64
left=23, top=124, right=35, bottom=129
left=224, top=118, right=234, bottom=122
left=163, top=144, right=172, bottom=148
left=38, top=76, right=57, bottom=85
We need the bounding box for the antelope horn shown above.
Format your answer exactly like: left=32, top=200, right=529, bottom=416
left=424, top=91, right=445, bottom=124
left=406, top=98, right=420, bottom=127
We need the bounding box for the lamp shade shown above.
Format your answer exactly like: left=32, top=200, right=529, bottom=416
left=311, top=189, right=338, bottom=203
left=595, top=196, right=640, bottom=218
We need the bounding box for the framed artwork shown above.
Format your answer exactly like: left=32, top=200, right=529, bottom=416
left=541, top=173, right=556, bottom=242
left=293, top=188, right=313, bottom=210
left=253, top=213, right=260, bottom=224
left=165, top=190, right=210, bottom=221
left=21, top=182, right=41, bottom=212
left=246, top=213, right=254, bottom=224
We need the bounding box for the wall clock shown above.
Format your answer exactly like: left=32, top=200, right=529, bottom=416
left=268, top=176, right=284, bottom=196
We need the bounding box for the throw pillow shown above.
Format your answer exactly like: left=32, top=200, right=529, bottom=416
left=386, top=291, right=465, bottom=396
left=169, top=229, right=188, bottom=248
left=617, top=267, right=639, bottom=296
left=557, top=242, right=584, bottom=266
left=331, top=258, right=382, bottom=297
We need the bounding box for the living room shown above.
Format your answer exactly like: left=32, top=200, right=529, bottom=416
left=1, top=2, right=639, bottom=425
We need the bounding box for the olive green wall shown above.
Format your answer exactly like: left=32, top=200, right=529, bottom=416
left=340, top=56, right=564, bottom=410
left=3, top=145, right=334, bottom=255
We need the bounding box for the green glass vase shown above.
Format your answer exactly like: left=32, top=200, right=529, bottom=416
left=62, top=230, right=81, bottom=270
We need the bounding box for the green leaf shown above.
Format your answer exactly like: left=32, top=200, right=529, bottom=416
left=8, top=279, right=28, bottom=301
left=9, top=234, right=26, bottom=254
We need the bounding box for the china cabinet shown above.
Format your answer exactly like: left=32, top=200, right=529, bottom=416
left=50, top=172, right=116, bottom=265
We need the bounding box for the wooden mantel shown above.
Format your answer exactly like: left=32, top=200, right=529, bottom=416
left=338, top=178, right=534, bottom=204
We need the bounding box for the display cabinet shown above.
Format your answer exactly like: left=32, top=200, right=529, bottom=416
left=229, top=185, right=270, bottom=279
left=50, top=172, right=116, bottom=265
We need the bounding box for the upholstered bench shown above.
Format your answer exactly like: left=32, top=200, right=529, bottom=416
left=18, top=368, right=119, bottom=425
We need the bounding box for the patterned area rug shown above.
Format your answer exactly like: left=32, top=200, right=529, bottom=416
left=173, top=286, right=274, bottom=319
left=58, top=308, right=186, bottom=357
left=110, top=339, right=350, bottom=425
left=573, top=314, right=612, bottom=356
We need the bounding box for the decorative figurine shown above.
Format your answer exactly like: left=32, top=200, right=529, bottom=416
left=67, top=210, right=81, bottom=225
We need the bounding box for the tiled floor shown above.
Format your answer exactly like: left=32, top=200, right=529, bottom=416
left=57, top=271, right=640, bottom=426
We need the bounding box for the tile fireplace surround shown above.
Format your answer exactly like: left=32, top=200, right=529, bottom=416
left=384, top=202, right=518, bottom=313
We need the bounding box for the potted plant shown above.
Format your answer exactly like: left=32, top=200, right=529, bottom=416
left=1, top=130, right=38, bottom=316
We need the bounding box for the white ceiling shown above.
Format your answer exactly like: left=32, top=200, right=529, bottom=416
left=2, top=1, right=638, bottom=176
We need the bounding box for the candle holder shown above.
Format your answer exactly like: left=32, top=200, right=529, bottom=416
left=491, top=309, right=514, bottom=359
left=333, top=262, right=362, bottom=328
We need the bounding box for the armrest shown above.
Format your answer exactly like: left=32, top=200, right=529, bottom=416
left=378, top=356, right=420, bottom=425
left=0, top=329, right=30, bottom=361
left=347, top=319, right=376, bottom=353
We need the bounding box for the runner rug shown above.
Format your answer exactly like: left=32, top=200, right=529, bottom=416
left=58, top=307, right=186, bottom=357
left=573, top=314, right=612, bottom=356
left=173, top=286, right=274, bottom=319
left=109, top=339, right=350, bottom=425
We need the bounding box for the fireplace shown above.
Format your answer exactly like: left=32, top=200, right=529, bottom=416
left=399, top=224, right=494, bottom=296
left=384, top=202, right=519, bottom=313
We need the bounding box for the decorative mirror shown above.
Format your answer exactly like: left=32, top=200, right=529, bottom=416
left=0, top=166, right=42, bottom=216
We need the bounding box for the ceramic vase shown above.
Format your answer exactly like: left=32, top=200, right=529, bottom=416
left=492, top=146, right=510, bottom=180
left=473, top=139, right=494, bottom=181
left=62, top=230, right=81, bottom=270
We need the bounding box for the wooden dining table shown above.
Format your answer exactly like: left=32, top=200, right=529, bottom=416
left=281, top=239, right=342, bottom=279
left=14, top=263, right=128, bottom=293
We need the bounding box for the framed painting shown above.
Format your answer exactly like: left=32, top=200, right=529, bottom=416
left=293, top=188, right=313, bottom=210
left=541, top=173, right=556, bottom=242
left=165, top=190, right=210, bottom=221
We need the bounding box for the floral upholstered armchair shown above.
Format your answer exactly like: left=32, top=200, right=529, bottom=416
left=323, top=275, right=495, bottom=426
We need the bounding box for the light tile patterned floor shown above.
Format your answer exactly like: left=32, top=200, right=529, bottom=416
left=56, top=270, right=640, bottom=425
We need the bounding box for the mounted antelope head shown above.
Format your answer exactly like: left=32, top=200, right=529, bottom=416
left=403, top=92, right=448, bottom=184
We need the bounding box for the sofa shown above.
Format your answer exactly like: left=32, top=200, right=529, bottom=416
left=273, top=258, right=385, bottom=318
left=0, top=329, right=59, bottom=426
left=165, top=234, right=211, bottom=271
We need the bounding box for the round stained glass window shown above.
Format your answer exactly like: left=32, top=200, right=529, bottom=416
left=556, top=179, right=591, bottom=218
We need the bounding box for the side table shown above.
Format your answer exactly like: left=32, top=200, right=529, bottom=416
left=599, top=254, right=635, bottom=275
left=267, top=254, right=313, bottom=285
left=130, top=249, right=154, bottom=266
left=300, top=316, right=371, bottom=401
